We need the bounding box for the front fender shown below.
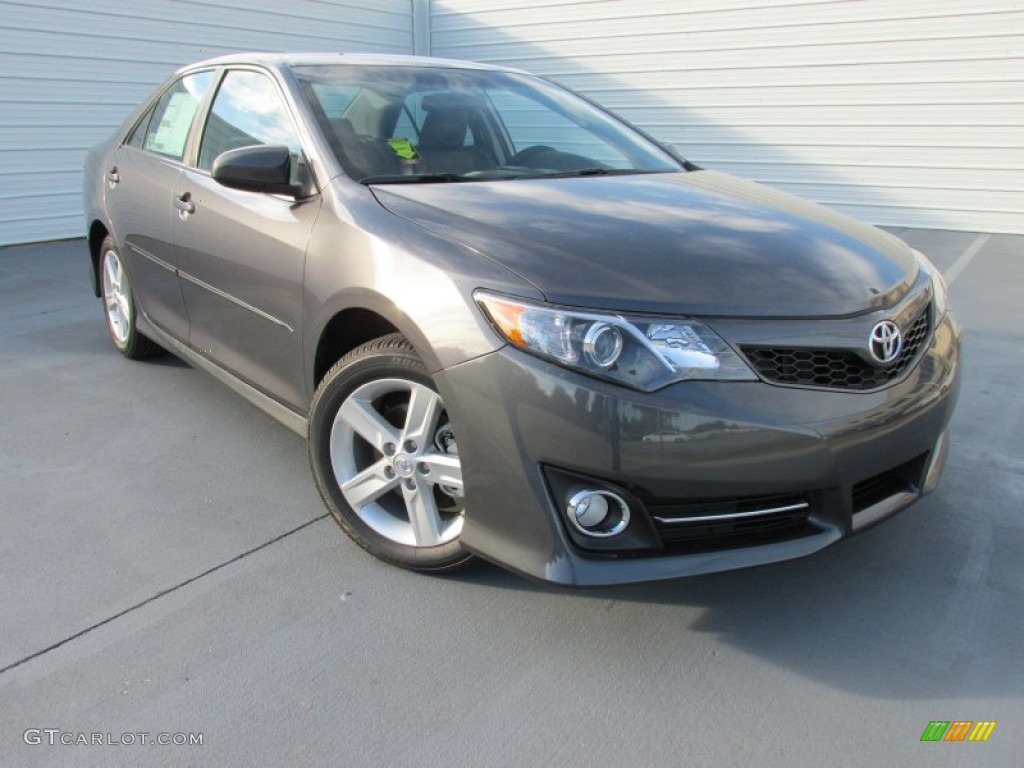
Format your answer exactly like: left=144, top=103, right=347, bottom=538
left=302, top=180, right=544, bottom=399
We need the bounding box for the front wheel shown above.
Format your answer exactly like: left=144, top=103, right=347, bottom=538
left=308, top=334, right=474, bottom=572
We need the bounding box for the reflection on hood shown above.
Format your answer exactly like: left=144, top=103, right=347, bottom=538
left=372, top=170, right=916, bottom=317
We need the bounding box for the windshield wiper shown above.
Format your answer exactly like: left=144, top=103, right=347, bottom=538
left=517, top=168, right=663, bottom=180
left=359, top=173, right=470, bottom=185
left=360, top=168, right=668, bottom=184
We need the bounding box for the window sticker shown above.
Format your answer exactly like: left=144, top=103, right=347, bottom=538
left=145, top=92, right=197, bottom=158
left=387, top=138, right=420, bottom=160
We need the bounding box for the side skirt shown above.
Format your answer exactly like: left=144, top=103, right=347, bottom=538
left=136, top=312, right=309, bottom=438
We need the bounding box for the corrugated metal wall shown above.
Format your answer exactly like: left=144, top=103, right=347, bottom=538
left=0, top=0, right=414, bottom=245
left=430, top=0, right=1024, bottom=234
left=2, top=0, right=1020, bottom=244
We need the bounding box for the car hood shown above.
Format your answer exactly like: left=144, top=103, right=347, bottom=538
left=371, top=170, right=917, bottom=317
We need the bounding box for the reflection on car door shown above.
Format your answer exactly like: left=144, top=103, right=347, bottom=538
left=173, top=69, right=320, bottom=411
left=107, top=71, right=214, bottom=341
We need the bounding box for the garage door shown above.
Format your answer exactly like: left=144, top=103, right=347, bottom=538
left=430, top=0, right=1024, bottom=234
left=0, top=0, right=414, bottom=245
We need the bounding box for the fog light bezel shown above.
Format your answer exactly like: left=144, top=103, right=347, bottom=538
left=567, top=489, right=631, bottom=538
left=542, top=466, right=660, bottom=553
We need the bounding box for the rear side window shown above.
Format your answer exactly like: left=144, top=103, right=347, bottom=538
left=198, top=70, right=302, bottom=171
left=142, top=72, right=214, bottom=160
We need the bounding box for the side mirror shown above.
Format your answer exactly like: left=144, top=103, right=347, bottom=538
left=212, top=145, right=304, bottom=196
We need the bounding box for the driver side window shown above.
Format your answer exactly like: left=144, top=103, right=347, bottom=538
left=198, top=70, right=303, bottom=179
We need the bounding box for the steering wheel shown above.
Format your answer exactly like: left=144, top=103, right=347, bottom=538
left=506, top=145, right=555, bottom=167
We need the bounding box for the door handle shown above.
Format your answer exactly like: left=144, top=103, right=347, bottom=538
left=174, top=193, right=195, bottom=215
left=106, top=167, right=120, bottom=186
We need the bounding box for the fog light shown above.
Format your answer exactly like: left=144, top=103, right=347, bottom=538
left=566, top=489, right=630, bottom=537
left=574, top=493, right=608, bottom=527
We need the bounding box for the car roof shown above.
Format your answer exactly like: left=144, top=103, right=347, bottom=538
left=177, top=52, right=526, bottom=75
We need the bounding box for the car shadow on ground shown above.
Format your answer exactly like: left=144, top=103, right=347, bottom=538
left=446, top=489, right=1019, bottom=700
left=443, top=332, right=1022, bottom=702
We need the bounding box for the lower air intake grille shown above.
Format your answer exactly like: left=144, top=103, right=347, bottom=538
left=852, top=453, right=928, bottom=513
left=649, top=493, right=815, bottom=552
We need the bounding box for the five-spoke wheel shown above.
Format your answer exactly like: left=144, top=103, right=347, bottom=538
left=309, top=334, right=474, bottom=571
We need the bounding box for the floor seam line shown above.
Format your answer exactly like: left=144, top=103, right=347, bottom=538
left=0, top=513, right=329, bottom=676
left=944, top=233, right=991, bottom=285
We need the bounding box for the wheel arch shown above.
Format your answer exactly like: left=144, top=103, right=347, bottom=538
left=306, top=279, right=507, bottom=403
left=310, top=295, right=450, bottom=395
left=312, top=307, right=401, bottom=389
left=88, top=220, right=110, bottom=298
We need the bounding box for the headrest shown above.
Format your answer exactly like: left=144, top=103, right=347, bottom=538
left=421, top=92, right=481, bottom=112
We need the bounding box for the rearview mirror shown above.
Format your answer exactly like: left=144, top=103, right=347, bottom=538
left=212, top=145, right=303, bottom=196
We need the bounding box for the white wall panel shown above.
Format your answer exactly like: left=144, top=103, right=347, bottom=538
left=0, top=0, right=414, bottom=245
left=430, top=0, right=1024, bottom=233
left=2, top=0, right=1021, bottom=243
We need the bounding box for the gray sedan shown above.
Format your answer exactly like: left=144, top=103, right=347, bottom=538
left=83, top=53, right=960, bottom=585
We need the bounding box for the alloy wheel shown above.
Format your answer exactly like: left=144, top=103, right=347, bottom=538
left=102, top=248, right=132, bottom=345
left=329, top=377, right=464, bottom=547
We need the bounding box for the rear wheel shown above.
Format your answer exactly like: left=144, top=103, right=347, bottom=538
left=309, top=334, right=474, bottom=572
left=99, top=236, right=162, bottom=359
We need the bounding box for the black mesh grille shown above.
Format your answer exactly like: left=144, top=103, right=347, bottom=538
left=741, top=306, right=931, bottom=391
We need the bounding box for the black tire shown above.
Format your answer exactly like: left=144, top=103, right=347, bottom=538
left=98, top=235, right=163, bottom=360
left=309, top=333, right=475, bottom=572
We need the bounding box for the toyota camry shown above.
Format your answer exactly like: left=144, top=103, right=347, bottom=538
left=83, top=53, right=960, bottom=585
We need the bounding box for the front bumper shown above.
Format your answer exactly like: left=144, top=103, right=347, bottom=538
left=435, top=313, right=960, bottom=586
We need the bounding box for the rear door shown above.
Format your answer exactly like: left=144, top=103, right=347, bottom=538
left=106, top=71, right=215, bottom=341
left=173, top=68, right=320, bottom=411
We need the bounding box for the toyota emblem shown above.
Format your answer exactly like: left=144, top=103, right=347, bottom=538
left=869, top=320, right=903, bottom=365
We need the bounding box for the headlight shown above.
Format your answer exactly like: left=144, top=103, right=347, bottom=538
left=912, top=248, right=949, bottom=327
left=475, top=291, right=756, bottom=391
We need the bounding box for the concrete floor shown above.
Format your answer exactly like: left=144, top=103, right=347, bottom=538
left=0, top=231, right=1020, bottom=767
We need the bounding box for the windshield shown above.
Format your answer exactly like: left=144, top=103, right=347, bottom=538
left=293, top=64, right=681, bottom=183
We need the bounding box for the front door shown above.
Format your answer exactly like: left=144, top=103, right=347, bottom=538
left=174, top=69, right=320, bottom=411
